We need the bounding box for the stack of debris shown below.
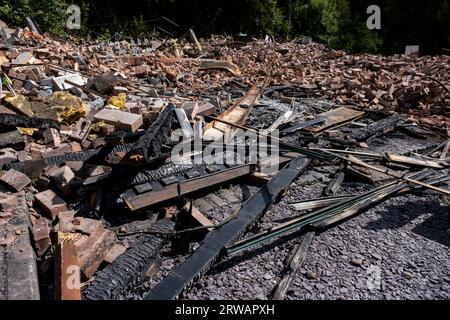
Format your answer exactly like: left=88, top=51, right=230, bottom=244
left=0, top=20, right=449, bottom=300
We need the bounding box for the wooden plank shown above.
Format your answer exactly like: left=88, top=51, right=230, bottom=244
left=346, top=155, right=450, bottom=196
left=124, top=152, right=297, bottom=211
left=385, top=153, right=444, bottom=169
left=306, top=107, right=364, bottom=133
left=183, top=203, right=214, bottom=231
left=203, top=82, right=263, bottom=141
left=188, top=29, right=202, bottom=51
left=124, top=165, right=253, bottom=211
left=291, top=195, right=352, bottom=211
left=440, top=140, right=450, bottom=160
left=272, top=231, right=315, bottom=300
left=261, top=110, right=293, bottom=134
left=324, top=171, right=345, bottom=196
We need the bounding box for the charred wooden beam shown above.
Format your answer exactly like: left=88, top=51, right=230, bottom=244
left=323, top=170, right=345, bottom=196
left=82, top=219, right=174, bottom=300
left=0, top=196, right=40, bottom=300
left=226, top=170, right=435, bottom=256
left=280, top=118, right=326, bottom=135
left=272, top=231, right=315, bottom=300
left=351, top=114, right=404, bottom=141
left=5, top=141, right=136, bottom=172
left=124, top=162, right=197, bottom=187
left=123, top=164, right=255, bottom=211
left=144, top=156, right=311, bottom=300
left=0, top=113, right=60, bottom=130
left=127, top=103, right=175, bottom=163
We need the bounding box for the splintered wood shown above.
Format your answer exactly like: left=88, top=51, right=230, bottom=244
left=203, top=82, right=264, bottom=141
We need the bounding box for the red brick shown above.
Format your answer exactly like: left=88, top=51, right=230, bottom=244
left=34, top=189, right=69, bottom=220
left=0, top=169, right=31, bottom=191
left=0, top=192, right=19, bottom=211
left=72, top=217, right=103, bottom=235
left=31, top=216, right=51, bottom=256
left=76, top=228, right=116, bottom=278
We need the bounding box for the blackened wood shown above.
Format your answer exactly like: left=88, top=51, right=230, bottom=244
left=272, top=231, right=315, bottom=300
left=351, top=114, right=404, bottom=141
left=144, top=156, right=311, bottom=300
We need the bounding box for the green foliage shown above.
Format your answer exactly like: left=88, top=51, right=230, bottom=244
left=290, top=0, right=381, bottom=53
left=244, top=0, right=288, bottom=37
left=0, top=0, right=65, bottom=36
left=0, top=0, right=448, bottom=55
left=96, top=29, right=112, bottom=41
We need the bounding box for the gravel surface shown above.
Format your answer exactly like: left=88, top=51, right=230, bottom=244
left=180, top=173, right=450, bottom=300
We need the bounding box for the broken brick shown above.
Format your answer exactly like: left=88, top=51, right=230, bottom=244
left=49, top=166, right=75, bottom=188
left=181, top=101, right=199, bottom=120
left=0, top=168, right=31, bottom=191
left=34, top=189, right=69, bottom=220
left=54, top=234, right=81, bottom=300
left=94, top=108, right=143, bottom=132
left=104, top=244, right=127, bottom=264
left=0, top=192, right=19, bottom=211
left=72, top=217, right=104, bottom=235
left=196, top=101, right=216, bottom=117
left=31, top=216, right=51, bottom=256
left=43, top=128, right=61, bottom=148
left=76, top=228, right=116, bottom=278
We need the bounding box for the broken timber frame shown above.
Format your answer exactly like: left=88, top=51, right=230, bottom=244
left=144, top=156, right=311, bottom=300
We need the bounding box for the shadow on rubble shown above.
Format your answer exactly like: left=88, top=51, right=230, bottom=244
left=364, top=199, right=450, bottom=248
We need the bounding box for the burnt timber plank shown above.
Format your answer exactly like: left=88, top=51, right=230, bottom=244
left=0, top=113, right=60, bottom=130
left=305, top=107, right=364, bottom=133
left=144, top=156, right=311, bottom=300
left=203, top=82, right=263, bottom=141
left=351, top=114, right=404, bottom=141
left=272, top=231, right=315, bottom=300
left=123, top=165, right=255, bottom=211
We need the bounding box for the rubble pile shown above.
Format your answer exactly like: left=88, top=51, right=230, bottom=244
left=0, top=22, right=449, bottom=300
